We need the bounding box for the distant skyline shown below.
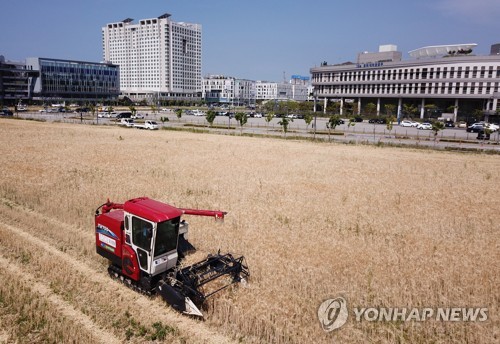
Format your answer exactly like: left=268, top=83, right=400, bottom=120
left=1, top=0, right=499, bottom=82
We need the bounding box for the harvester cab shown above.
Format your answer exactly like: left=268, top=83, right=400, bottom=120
left=95, top=197, right=248, bottom=316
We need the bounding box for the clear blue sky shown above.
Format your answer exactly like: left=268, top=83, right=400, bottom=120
left=1, top=0, right=499, bottom=82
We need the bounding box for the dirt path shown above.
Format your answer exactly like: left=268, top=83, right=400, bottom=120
left=0, top=200, right=236, bottom=344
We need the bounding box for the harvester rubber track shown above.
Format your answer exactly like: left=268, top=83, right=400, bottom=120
left=107, top=264, right=153, bottom=297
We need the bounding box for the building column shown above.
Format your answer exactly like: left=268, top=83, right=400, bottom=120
left=454, top=99, right=459, bottom=122
left=493, top=98, right=498, bottom=113
left=324, top=97, right=327, bottom=114
left=420, top=99, right=425, bottom=119
left=340, top=98, right=344, bottom=116
left=358, top=98, right=361, bottom=115
left=397, top=98, right=402, bottom=121
left=377, top=98, right=381, bottom=116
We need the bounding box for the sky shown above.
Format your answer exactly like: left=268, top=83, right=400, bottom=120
left=1, top=0, right=499, bottom=82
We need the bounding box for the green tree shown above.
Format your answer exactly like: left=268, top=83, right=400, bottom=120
left=326, top=114, right=342, bottom=141
left=160, top=116, right=169, bottom=126
left=175, top=108, right=182, bottom=121
left=88, top=103, right=96, bottom=117
left=303, top=112, right=314, bottom=131
left=265, top=112, right=274, bottom=132
left=129, top=106, right=137, bottom=117
left=234, top=112, right=247, bottom=134
left=345, top=103, right=359, bottom=117
left=278, top=117, right=292, bottom=137
left=106, top=106, right=114, bottom=117
left=402, top=104, right=418, bottom=118
left=431, top=121, right=444, bottom=143
left=364, top=102, right=377, bottom=117
left=424, top=104, right=438, bottom=119
left=347, top=117, right=356, bottom=131
left=384, top=104, right=396, bottom=117
left=326, top=101, right=340, bottom=115
left=205, top=110, right=216, bottom=127
left=386, top=116, right=395, bottom=136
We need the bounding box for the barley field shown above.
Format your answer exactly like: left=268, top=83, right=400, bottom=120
left=0, top=119, right=498, bottom=343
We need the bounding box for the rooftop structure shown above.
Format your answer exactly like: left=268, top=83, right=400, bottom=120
left=408, top=43, right=477, bottom=59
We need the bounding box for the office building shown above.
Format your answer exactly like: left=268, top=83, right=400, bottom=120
left=311, top=43, right=500, bottom=122
left=26, top=57, right=120, bottom=102
left=202, top=75, right=255, bottom=106
left=256, top=79, right=309, bottom=102
left=0, top=55, right=38, bottom=105
left=102, top=13, right=202, bottom=103
left=491, top=43, right=500, bottom=56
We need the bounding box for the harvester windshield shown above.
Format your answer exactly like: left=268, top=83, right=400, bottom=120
left=155, top=217, right=180, bottom=257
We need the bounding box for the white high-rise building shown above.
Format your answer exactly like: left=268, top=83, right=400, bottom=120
left=102, top=13, right=202, bottom=103
left=202, top=75, right=256, bottom=106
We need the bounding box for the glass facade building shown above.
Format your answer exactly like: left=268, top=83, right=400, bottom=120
left=26, top=57, right=120, bottom=101
left=0, top=55, right=38, bottom=104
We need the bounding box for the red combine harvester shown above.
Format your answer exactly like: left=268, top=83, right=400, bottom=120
left=95, top=197, right=249, bottom=316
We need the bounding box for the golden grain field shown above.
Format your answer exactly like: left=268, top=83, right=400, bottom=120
left=0, top=118, right=498, bottom=343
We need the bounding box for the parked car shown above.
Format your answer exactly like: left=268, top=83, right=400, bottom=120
left=400, top=120, right=414, bottom=127
left=466, top=123, right=485, bottom=133
left=74, top=107, right=90, bottom=113
left=120, top=118, right=135, bottom=127
left=116, top=112, right=132, bottom=119
left=98, top=112, right=116, bottom=118
left=192, top=110, right=205, bottom=116
left=0, top=109, right=13, bottom=116
left=444, top=121, right=455, bottom=128
left=417, top=122, right=432, bottom=130
left=456, top=121, right=467, bottom=128
left=368, top=118, right=387, bottom=124
left=132, top=113, right=144, bottom=119
left=254, top=113, right=263, bottom=118
left=487, top=123, right=499, bottom=132
left=354, top=116, right=364, bottom=122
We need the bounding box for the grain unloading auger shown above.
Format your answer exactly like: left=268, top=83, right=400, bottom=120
left=95, top=197, right=249, bottom=317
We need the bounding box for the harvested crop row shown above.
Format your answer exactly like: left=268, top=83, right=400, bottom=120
left=0, top=254, right=108, bottom=344
left=0, top=203, right=236, bottom=344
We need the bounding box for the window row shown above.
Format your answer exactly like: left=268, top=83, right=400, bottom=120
left=317, top=82, right=500, bottom=95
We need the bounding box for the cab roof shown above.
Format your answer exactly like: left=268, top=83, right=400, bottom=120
left=124, top=197, right=183, bottom=222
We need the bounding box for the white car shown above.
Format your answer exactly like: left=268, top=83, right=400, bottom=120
left=417, top=122, right=432, bottom=130
left=120, top=118, right=135, bottom=127
left=98, top=112, right=115, bottom=118
left=400, top=120, right=414, bottom=127
left=132, top=113, right=144, bottom=119
left=486, top=123, right=499, bottom=132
